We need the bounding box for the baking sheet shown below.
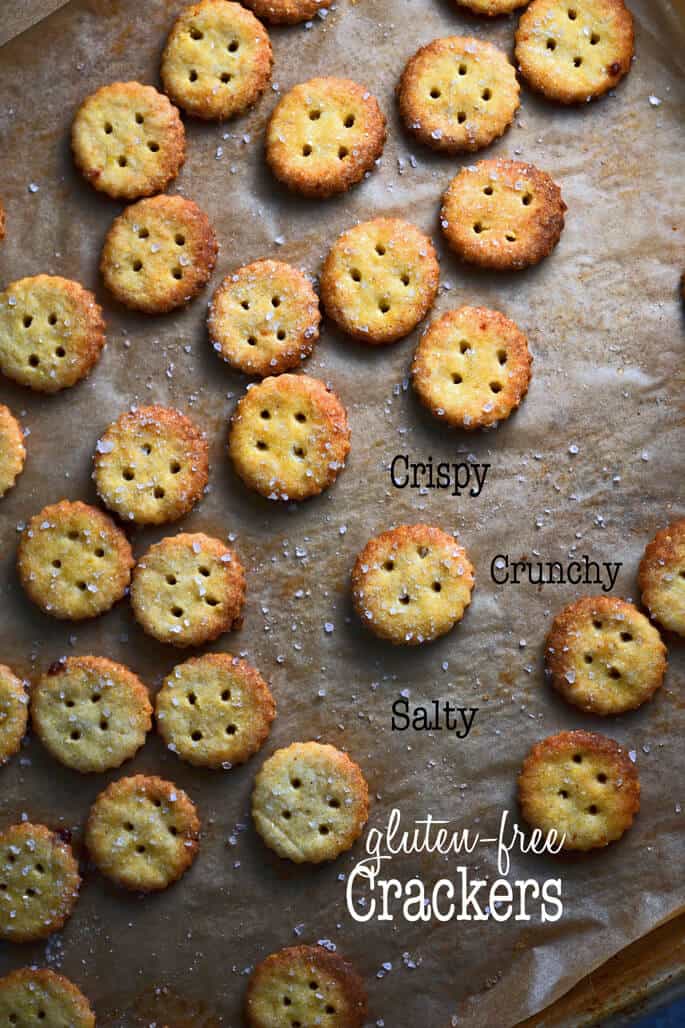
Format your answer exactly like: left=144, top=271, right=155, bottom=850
left=0, top=0, right=683, bottom=1025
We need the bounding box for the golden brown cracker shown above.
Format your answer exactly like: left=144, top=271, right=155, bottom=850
left=0, top=968, right=95, bottom=1028
left=0, top=404, right=26, bottom=497
left=242, top=0, right=327, bottom=23
left=455, top=0, right=530, bottom=12
left=638, top=518, right=685, bottom=637
left=0, top=823, right=81, bottom=942
left=0, top=665, right=28, bottom=767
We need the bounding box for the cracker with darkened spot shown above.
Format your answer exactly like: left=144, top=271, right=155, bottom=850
left=100, top=194, right=218, bottom=314
left=252, top=741, right=368, bottom=863
left=0, top=823, right=81, bottom=942
left=0, top=969, right=95, bottom=1028
left=0, top=665, right=28, bottom=767
left=209, top=259, right=320, bottom=376
left=266, top=78, right=386, bottom=199
left=242, top=0, right=327, bottom=23
left=320, top=218, right=439, bottom=345
left=518, top=729, right=640, bottom=851
left=0, top=405, right=26, bottom=498
left=638, top=518, right=685, bottom=638
left=18, top=500, right=133, bottom=621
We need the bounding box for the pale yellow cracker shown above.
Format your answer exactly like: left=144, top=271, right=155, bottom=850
left=0, top=404, right=26, bottom=497
left=455, top=0, right=530, bottom=12
left=156, top=652, right=275, bottom=768
left=266, top=78, right=387, bottom=198
left=100, top=194, right=218, bottom=314
left=0, top=275, right=105, bottom=393
left=252, top=741, right=369, bottom=863
left=32, top=655, right=152, bottom=773
left=0, top=969, right=95, bottom=1028
left=17, top=500, right=134, bottom=621
left=638, top=518, right=685, bottom=637
left=518, top=730, right=640, bottom=850
left=0, top=823, right=81, bottom=942
left=0, top=665, right=28, bottom=767
left=130, top=531, right=246, bottom=647
left=86, top=774, right=200, bottom=892
left=228, top=374, right=350, bottom=501
left=93, top=404, right=209, bottom=524
left=161, top=0, right=273, bottom=120
left=242, top=0, right=328, bottom=24
left=320, top=218, right=440, bottom=345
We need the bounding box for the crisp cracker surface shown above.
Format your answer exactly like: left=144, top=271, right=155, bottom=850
left=0, top=664, right=28, bottom=767
left=320, top=218, right=440, bottom=345
left=252, top=742, right=369, bottom=863
left=0, top=969, right=95, bottom=1028
left=638, top=518, right=685, bottom=637
left=518, top=730, right=640, bottom=850
left=0, top=823, right=81, bottom=942
left=455, top=0, right=529, bottom=12
left=0, top=404, right=26, bottom=497
left=242, top=0, right=327, bottom=24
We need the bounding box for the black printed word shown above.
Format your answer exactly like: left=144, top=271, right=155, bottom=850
left=390, top=455, right=490, bottom=498
left=490, top=553, right=622, bottom=594
left=392, top=698, right=478, bottom=739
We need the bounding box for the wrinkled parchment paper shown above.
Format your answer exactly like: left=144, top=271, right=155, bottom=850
left=0, top=0, right=683, bottom=1024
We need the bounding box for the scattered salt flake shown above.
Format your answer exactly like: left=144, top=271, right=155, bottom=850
left=648, top=95, right=662, bottom=107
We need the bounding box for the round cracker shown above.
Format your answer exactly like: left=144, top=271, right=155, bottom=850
left=0, top=823, right=81, bottom=942
left=242, top=0, right=327, bottom=23
left=455, top=0, right=530, bottom=12
left=0, top=404, right=26, bottom=498
left=0, top=968, right=94, bottom=1028
left=0, top=665, right=28, bottom=767
left=638, top=518, right=685, bottom=637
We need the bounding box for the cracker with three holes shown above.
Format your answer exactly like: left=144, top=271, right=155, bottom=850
left=0, top=665, right=28, bottom=767
left=252, top=741, right=369, bottom=863
left=86, top=774, right=200, bottom=892
left=72, top=81, right=185, bottom=200
left=242, top=0, right=328, bottom=23
left=208, top=259, right=321, bottom=376
left=0, top=969, right=95, bottom=1028
left=156, top=652, right=275, bottom=768
left=0, top=823, right=81, bottom=942
left=455, top=0, right=530, bottom=12
left=18, top=500, right=134, bottom=621
left=515, top=0, right=634, bottom=104
left=266, top=78, right=387, bottom=198
left=100, top=194, right=218, bottom=314
left=0, top=404, right=26, bottom=497
left=320, top=218, right=440, bottom=345
left=131, top=532, right=246, bottom=647
left=161, top=0, right=273, bottom=121
left=32, top=656, right=152, bottom=773
left=228, top=374, right=350, bottom=501
left=441, top=159, right=566, bottom=270
left=352, top=524, right=475, bottom=645
left=0, top=275, right=105, bottom=393
left=398, top=37, right=520, bottom=154
left=94, top=404, right=209, bottom=524
left=411, top=306, right=532, bottom=429
left=518, top=730, right=640, bottom=850
left=246, top=945, right=368, bottom=1028
left=638, top=518, right=685, bottom=638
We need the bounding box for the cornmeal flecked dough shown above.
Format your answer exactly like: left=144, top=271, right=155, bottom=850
left=398, top=37, right=520, bottom=154
left=0, top=404, right=26, bottom=497
left=209, top=259, right=321, bottom=376
left=515, top=0, right=634, bottom=103
left=0, top=275, right=105, bottom=393
left=246, top=945, right=368, bottom=1028
left=320, top=218, right=440, bottom=346
left=454, top=0, right=530, bottom=12
left=130, top=531, right=246, bottom=647
left=0, top=969, right=95, bottom=1028
left=94, top=404, right=209, bottom=524
left=441, top=159, right=566, bottom=270
left=0, top=665, right=28, bottom=766
left=72, top=81, right=185, bottom=199
left=352, top=524, right=475, bottom=645
left=17, top=500, right=134, bottom=621
left=266, top=78, right=387, bottom=198
left=242, top=0, right=327, bottom=23
left=161, top=0, right=273, bottom=120
left=638, top=518, right=685, bottom=638
left=252, top=741, right=369, bottom=863
left=32, top=655, right=152, bottom=773
left=412, top=306, right=532, bottom=429
left=100, top=194, right=218, bottom=314
left=546, top=596, right=667, bottom=716
left=156, top=652, right=275, bottom=768
left=518, top=730, right=640, bottom=851
left=0, top=823, right=81, bottom=942
left=86, top=774, right=200, bottom=891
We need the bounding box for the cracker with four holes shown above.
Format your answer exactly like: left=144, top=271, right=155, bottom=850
left=515, top=0, right=634, bottom=104
left=252, top=741, right=369, bottom=863
left=86, top=774, right=200, bottom=892
left=320, top=218, right=440, bottom=346
left=0, top=275, right=105, bottom=393
left=72, top=81, right=185, bottom=200
left=0, top=969, right=95, bottom=1028
left=0, top=665, right=28, bottom=767
left=228, top=374, right=350, bottom=501
left=161, top=0, right=273, bottom=121
left=352, top=524, right=475, bottom=645
left=246, top=945, right=368, bottom=1028
left=130, top=531, right=246, bottom=647
left=0, top=404, right=26, bottom=498
left=266, top=77, right=387, bottom=199
left=208, top=259, right=321, bottom=376
left=518, top=730, right=640, bottom=850
left=242, top=0, right=328, bottom=23
left=32, top=655, right=152, bottom=773
left=100, top=194, right=218, bottom=314
left=398, top=37, right=520, bottom=154
left=94, top=404, right=209, bottom=524
left=0, top=823, right=81, bottom=942
left=638, top=518, right=685, bottom=638
left=455, top=0, right=530, bottom=12
left=411, top=306, right=532, bottom=429
left=156, top=652, right=275, bottom=768
left=18, top=500, right=134, bottom=621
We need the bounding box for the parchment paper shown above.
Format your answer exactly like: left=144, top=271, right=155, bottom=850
left=0, top=1, right=683, bottom=1025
